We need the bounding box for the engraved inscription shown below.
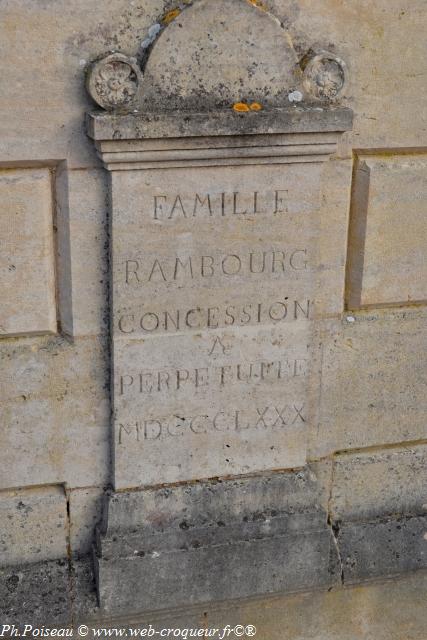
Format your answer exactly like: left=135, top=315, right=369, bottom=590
left=112, top=161, right=324, bottom=485
left=208, top=336, right=231, bottom=357
left=117, top=299, right=311, bottom=334
left=152, top=190, right=289, bottom=220
left=119, top=357, right=308, bottom=395
left=118, top=403, right=306, bottom=444
left=124, top=248, right=308, bottom=285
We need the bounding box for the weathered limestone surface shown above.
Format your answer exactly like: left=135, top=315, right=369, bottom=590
left=0, top=168, right=56, bottom=337
left=69, top=488, right=105, bottom=557
left=0, top=486, right=68, bottom=566
left=3, top=556, right=427, bottom=636
left=56, top=167, right=109, bottom=337
left=94, top=459, right=427, bottom=616
left=0, top=335, right=110, bottom=489
left=0, top=0, right=426, bottom=630
left=140, top=0, right=299, bottom=111
left=311, top=309, right=427, bottom=458
left=315, top=158, right=353, bottom=317
left=330, top=444, right=427, bottom=522
left=109, top=151, right=331, bottom=487
left=95, top=467, right=339, bottom=615
left=338, top=515, right=427, bottom=584
left=0, top=560, right=71, bottom=627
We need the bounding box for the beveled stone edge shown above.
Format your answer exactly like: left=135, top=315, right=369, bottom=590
left=95, top=134, right=341, bottom=169
left=94, top=528, right=340, bottom=615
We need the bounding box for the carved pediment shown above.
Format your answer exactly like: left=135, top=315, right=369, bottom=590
left=86, top=0, right=347, bottom=113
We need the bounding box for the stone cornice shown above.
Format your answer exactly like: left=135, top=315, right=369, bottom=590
left=87, top=107, right=353, bottom=170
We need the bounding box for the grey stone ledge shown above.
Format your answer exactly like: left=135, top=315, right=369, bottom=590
left=338, top=515, right=427, bottom=584
left=95, top=528, right=340, bottom=616
left=86, top=107, right=353, bottom=142
left=93, top=469, right=336, bottom=615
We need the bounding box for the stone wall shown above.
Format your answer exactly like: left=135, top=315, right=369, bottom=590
left=0, top=0, right=426, bottom=634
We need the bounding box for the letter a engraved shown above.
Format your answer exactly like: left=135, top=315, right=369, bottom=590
left=208, top=336, right=231, bottom=357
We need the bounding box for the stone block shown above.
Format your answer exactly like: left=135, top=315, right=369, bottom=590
left=103, top=463, right=332, bottom=534
left=69, top=488, right=105, bottom=557
left=97, top=528, right=339, bottom=616
left=0, top=335, right=110, bottom=489
left=95, top=467, right=339, bottom=616
left=346, top=153, right=427, bottom=308
left=338, top=515, right=427, bottom=584
left=0, top=560, right=71, bottom=626
left=0, top=485, right=68, bottom=566
left=311, top=309, right=427, bottom=458
left=0, top=168, right=56, bottom=337
left=71, top=556, right=100, bottom=625
left=0, top=404, right=110, bottom=490
left=114, top=324, right=313, bottom=488
left=330, top=444, right=427, bottom=522
left=56, top=167, right=109, bottom=337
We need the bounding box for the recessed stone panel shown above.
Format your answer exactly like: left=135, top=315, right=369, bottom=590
left=311, top=309, right=427, bottom=458
left=346, top=153, right=427, bottom=308
left=0, top=168, right=57, bottom=336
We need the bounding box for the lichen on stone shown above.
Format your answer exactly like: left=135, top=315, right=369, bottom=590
left=233, top=102, right=250, bottom=112
left=162, top=8, right=181, bottom=25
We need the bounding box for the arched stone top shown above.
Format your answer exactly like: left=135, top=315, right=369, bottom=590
left=140, top=0, right=300, bottom=111
left=86, top=0, right=349, bottom=114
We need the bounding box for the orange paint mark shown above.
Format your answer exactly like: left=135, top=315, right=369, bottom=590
left=162, top=8, right=181, bottom=24
left=233, top=102, right=250, bottom=112
left=250, top=102, right=262, bottom=111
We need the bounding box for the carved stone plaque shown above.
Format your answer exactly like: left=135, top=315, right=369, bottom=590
left=113, top=164, right=316, bottom=487
left=88, top=108, right=352, bottom=489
